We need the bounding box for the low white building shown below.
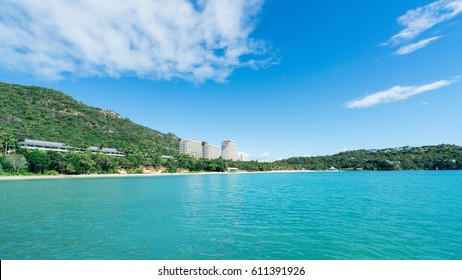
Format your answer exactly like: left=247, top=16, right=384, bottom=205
left=89, top=146, right=125, bottom=156
left=19, top=139, right=71, bottom=152
left=19, top=139, right=125, bottom=156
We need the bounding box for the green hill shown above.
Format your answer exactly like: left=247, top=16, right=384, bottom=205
left=274, top=145, right=462, bottom=170
left=0, top=82, right=179, bottom=155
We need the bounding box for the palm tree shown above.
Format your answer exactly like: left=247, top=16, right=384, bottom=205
left=0, top=129, right=4, bottom=155
left=0, top=130, right=17, bottom=156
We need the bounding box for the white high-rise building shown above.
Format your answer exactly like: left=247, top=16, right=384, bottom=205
left=202, top=142, right=220, bottom=159
left=221, top=140, right=238, bottom=161
left=179, top=139, right=203, bottom=159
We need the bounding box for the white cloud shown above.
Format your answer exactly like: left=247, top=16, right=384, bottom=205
left=239, top=151, right=280, bottom=162
left=0, top=0, right=270, bottom=82
left=394, top=36, right=442, bottom=55
left=255, top=152, right=273, bottom=162
left=238, top=151, right=250, bottom=161
left=389, top=0, right=462, bottom=45
left=346, top=78, right=458, bottom=109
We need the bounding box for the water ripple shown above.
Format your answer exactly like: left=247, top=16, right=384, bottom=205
left=1, top=171, right=461, bottom=259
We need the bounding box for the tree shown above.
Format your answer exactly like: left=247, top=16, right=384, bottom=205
left=130, top=155, right=144, bottom=168
left=48, top=151, right=68, bottom=174
left=94, top=154, right=116, bottom=173
left=27, top=150, right=50, bottom=173
left=177, top=154, right=194, bottom=170
left=66, top=152, right=96, bottom=174
left=0, top=156, right=12, bottom=172
left=6, top=154, right=28, bottom=173
left=0, top=128, right=5, bottom=155
left=0, top=130, right=17, bottom=156
left=163, top=160, right=177, bottom=173
left=149, top=154, right=162, bottom=168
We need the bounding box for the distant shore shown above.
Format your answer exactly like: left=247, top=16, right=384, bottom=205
left=0, top=170, right=322, bottom=181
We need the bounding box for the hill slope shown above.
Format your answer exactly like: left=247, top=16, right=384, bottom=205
left=0, top=82, right=179, bottom=155
left=275, top=145, right=462, bottom=170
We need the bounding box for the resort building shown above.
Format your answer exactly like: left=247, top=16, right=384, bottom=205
left=89, top=146, right=125, bottom=157
left=19, top=139, right=71, bottom=152
left=161, top=155, right=174, bottom=160
left=222, top=140, right=239, bottom=161
left=19, top=139, right=125, bottom=156
left=202, top=142, right=220, bottom=159
left=179, top=138, right=240, bottom=160
left=179, top=139, right=203, bottom=159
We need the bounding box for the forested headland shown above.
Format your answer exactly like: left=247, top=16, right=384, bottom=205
left=1, top=134, right=461, bottom=176
left=0, top=82, right=179, bottom=156
left=1, top=82, right=461, bottom=176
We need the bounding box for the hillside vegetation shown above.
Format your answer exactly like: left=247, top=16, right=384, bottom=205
left=0, top=82, right=179, bottom=155
left=274, top=145, right=462, bottom=171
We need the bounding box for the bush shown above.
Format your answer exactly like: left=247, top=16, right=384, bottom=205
left=44, top=170, right=59, bottom=176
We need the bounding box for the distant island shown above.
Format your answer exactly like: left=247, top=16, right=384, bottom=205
left=1, top=82, right=461, bottom=176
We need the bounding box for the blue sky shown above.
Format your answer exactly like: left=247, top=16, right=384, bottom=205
left=1, top=0, right=462, bottom=161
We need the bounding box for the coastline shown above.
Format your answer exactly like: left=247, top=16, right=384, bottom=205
left=0, top=170, right=320, bottom=181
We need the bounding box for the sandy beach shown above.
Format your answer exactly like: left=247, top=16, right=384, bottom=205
left=0, top=170, right=320, bottom=181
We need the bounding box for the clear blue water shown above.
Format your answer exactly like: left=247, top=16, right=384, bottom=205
left=0, top=171, right=461, bottom=260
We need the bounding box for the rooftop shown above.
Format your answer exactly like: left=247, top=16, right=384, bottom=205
left=20, top=139, right=69, bottom=148
left=180, top=139, right=202, bottom=143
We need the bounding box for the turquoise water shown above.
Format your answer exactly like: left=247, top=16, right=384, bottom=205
left=0, top=171, right=461, bottom=260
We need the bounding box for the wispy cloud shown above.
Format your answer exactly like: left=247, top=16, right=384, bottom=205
left=384, top=0, right=462, bottom=54
left=394, top=36, right=442, bottom=55
left=389, top=0, right=462, bottom=45
left=346, top=78, right=458, bottom=109
left=0, top=0, right=270, bottom=82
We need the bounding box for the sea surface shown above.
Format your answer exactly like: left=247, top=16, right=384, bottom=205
left=0, top=171, right=461, bottom=260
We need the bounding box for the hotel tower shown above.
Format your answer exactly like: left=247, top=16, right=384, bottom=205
left=179, top=139, right=203, bottom=159
left=221, top=140, right=239, bottom=161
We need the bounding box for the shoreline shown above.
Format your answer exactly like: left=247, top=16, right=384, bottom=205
left=1, top=169, right=449, bottom=181
left=0, top=170, right=321, bottom=181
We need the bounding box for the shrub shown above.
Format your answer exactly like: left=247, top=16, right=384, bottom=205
left=44, top=170, right=59, bottom=176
